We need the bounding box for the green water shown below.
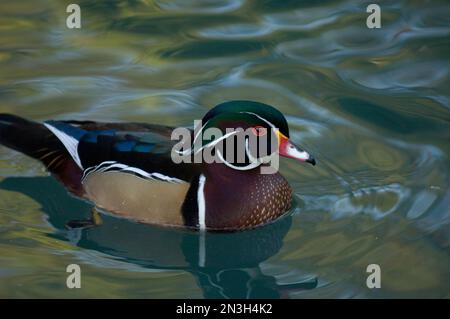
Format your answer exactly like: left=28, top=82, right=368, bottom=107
left=0, top=0, right=449, bottom=298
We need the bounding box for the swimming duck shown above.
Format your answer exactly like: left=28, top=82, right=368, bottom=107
left=0, top=100, right=315, bottom=231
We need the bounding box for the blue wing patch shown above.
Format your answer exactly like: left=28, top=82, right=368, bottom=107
left=45, top=120, right=168, bottom=174
left=83, top=130, right=115, bottom=143
left=113, top=140, right=136, bottom=152
left=45, top=120, right=86, bottom=141
left=133, top=143, right=155, bottom=153
left=112, top=140, right=156, bottom=153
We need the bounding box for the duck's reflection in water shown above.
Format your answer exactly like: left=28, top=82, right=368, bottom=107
left=1, top=176, right=318, bottom=298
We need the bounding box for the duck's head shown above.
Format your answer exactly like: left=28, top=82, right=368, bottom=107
left=195, top=100, right=315, bottom=168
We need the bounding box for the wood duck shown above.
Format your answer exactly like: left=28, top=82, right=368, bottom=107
left=0, top=100, right=315, bottom=231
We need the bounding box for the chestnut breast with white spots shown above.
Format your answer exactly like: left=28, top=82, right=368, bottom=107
left=241, top=173, right=292, bottom=229
left=203, top=164, right=293, bottom=230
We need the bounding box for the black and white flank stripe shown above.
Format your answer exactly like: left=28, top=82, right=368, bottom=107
left=81, top=161, right=184, bottom=184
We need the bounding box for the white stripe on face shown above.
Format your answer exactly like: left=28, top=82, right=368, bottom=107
left=194, top=130, right=238, bottom=155
left=240, top=111, right=276, bottom=129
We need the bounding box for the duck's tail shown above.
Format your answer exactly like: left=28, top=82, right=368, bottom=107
left=0, top=114, right=83, bottom=195
left=0, top=114, right=54, bottom=159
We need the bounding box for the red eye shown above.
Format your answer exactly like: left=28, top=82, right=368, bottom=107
left=251, top=125, right=267, bottom=137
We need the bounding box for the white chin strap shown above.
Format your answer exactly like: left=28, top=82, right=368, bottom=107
left=216, top=139, right=261, bottom=171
